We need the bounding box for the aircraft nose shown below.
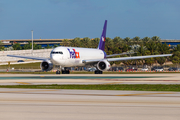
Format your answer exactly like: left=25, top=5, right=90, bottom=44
left=50, top=53, right=55, bottom=60
left=50, top=53, right=62, bottom=64
left=50, top=53, right=53, bottom=59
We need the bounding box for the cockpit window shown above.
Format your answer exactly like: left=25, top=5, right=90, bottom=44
left=51, top=51, right=63, bottom=54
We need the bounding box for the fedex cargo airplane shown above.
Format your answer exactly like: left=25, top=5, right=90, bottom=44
left=7, top=20, right=172, bottom=74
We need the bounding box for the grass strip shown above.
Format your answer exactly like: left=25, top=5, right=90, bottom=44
left=0, top=84, right=180, bottom=91
left=0, top=62, right=41, bottom=69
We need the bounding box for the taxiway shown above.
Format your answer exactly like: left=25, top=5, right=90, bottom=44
left=0, top=73, right=180, bottom=85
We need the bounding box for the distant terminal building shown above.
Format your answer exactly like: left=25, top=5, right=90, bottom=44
left=161, top=39, right=180, bottom=46
left=0, top=39, right=180, bottom=47
left=0, top=39, right=73, bottom=47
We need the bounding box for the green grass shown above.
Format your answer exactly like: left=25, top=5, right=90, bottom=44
left=0, top=62, right=41, bottom=69
left=0, top=84, right=180, bottom=91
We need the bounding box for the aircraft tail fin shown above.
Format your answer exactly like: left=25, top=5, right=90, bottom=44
left=97, top=20, right=107, bottom=51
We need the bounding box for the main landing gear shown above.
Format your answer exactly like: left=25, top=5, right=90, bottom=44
left=56, top=67, right=70, bottom=74
left=94, top=70, right=103, bottom=74
left=55, top=66, right=103, bottom=74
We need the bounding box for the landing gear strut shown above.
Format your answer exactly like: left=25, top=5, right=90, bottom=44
left=94, top=70, right=103, bottom=74
left=56, top=67, right=70, bottom=74
left=62, top=69, right=70, bottom=74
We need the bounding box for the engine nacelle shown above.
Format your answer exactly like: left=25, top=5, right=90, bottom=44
left=97, top=60, right=111, bottom=71
left=40, top=60, right=53, bottom=71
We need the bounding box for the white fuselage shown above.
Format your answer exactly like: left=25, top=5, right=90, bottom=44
left=50, top=46, right=105, bottom=67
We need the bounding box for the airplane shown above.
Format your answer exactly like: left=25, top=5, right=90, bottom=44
left=7, top=20, right=172, bottom=74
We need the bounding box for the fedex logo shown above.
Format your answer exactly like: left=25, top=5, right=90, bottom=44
left=102, top=36, right=105, bottom=41
left=67, top=48, right=80, bottom=59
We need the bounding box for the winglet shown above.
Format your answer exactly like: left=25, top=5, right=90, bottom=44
left=98, top=20, right=107, bottom=51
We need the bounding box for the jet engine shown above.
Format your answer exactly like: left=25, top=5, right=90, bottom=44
left=40, top=60, right=53, bottom=71
left=97, top=60, right=111, bottom=71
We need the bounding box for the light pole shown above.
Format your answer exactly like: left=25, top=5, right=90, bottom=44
left=31, top=30, right=33, bottom=55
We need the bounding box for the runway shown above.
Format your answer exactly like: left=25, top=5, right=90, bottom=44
left=0, top=88, right=180, bottom=120
left=0, top=73, right=180, bottom=85
left=1, top=74, right=180, bottom=120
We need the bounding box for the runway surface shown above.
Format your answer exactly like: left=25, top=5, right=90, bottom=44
left=0, top=73, right=180, bottom=85
left=0, top=88, right=180, bottom=120
left=1, top=74, right=180, bottom=120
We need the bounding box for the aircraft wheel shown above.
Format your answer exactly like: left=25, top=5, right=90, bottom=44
left=56, top=70, right=60, bottom=74
left=94, top=70, right=103, bottom=74
left=62, top=70, right=70, bottom=74
left=62, top=70, right=65, bottom=74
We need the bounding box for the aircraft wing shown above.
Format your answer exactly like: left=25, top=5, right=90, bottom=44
left=106, top=52, right=135, bottom=57
left=107, top=54, right=172, bottom=62
left=7, top=55, right=49, bottom=61
left=83, top=54, right=172, bottom=63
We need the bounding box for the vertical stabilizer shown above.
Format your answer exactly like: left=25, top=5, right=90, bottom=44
left=98, top=20, right=107, bottom=51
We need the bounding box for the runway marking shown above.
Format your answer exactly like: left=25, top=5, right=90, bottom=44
left=16, top=82, right=31, bottom=85
left=102, top=82, right=122, bottom=85
left=115, top=92, right=174, bottom=96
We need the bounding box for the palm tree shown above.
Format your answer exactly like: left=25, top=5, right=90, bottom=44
left=91, top=38, right=99, bottom=48
left=105, top=37, right=113, bottom=54
left=46, top=44, right=52, bottom=49
left=174, top=44, right=180, bottom=52
left=70, top=37, right=81, bottom=47
left=113, top=36, right=124, bottom=52
left=61, top=39, right=69, bottom=46
left=158, top=43, right=170, bottom=54
left=152, top=36, right=160, bottom=43
left=145, top=40, right=158, bottom=54
left=145, top=58, right=155, bottom=69
left=81, top=37, right=91, bottom=48
left=157, top=57, right=166, bottom=66
left=142, top=37, right=151, bottom=44
left=123, top=37, right=132, bottom=46
left=23, top=42, right=31, bottom=49
left=132, top=36, right=141, bottom=45
left=12, top=43, right=22, bottom=50
left=172, top=56, right=180, bottom=67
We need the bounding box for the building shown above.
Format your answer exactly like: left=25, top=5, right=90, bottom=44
left=1, top=39, right=73, bottom=47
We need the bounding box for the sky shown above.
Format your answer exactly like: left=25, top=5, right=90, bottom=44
left=1, top=0, right=180, bottom=40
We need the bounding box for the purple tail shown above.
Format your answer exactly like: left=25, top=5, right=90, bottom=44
left=98, top=20, right=107, bottom=51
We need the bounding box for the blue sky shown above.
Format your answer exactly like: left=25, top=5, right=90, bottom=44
left=1, top=0, right=180, bottom=40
